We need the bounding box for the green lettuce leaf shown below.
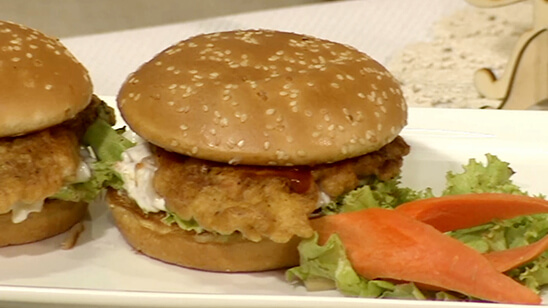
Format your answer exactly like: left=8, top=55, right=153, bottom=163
left=321, top=177, right=433, bottom=215
left=51, top=160, right=126, bottom=202
left=51, top=114, right=134, bottom=203
left=83, top=119, right=135, bottom=162
left=291, top=154, right=548, bottom=299
left=162, top=211, right=205, bottom=233
left=286, top=233, right=457, bottom=300
left=443, top=154, right=526, bottom=196
left=449, top=213, right=548, bottom=293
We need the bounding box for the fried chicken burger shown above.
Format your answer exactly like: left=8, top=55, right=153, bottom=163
left=110, top=29, right=409, bottom=272
left=0, top=21, right=115, bottom=247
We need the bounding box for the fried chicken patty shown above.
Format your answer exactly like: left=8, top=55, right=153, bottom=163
left=0, top=126, right=80, bottom=215
left=153, top=136, right=409, bottom=243
left=0, top=96, right=109, bottom=215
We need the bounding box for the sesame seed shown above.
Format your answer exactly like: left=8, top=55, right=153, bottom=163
left=237, top=140, right=245, bottom=147
left=366, top=130, right=375, bottom=140
left=167, top=101, right=175, bottom=106
left=265, top=108, right=276, bottom=115
left=202, top=105, right=209, bottom=112
left=44, top=84, right=53, bottom=90
left=279, top=91, right=288, bottom=96
left=191, top=147, right=198, bottom=154
left=336, top=74, right=344, bottom=80
left=376, top=97, right=384, bottom=106
left=11, top=57, right=20, bottom=62
left=228, top=157, right=242, bottom=165
left=263, top=141, right=271, bottom=150
left=179, top=124, right=188, bottom=131
left=297, top=150, right=306, bottom=156
left=276, top=150, right=287, bottom=160
left=330, top=83, right=340, bottom=89
left=358, top=93, right=365, bottom=99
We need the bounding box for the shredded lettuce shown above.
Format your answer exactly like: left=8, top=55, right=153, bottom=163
left=52, top=160, right=126, bottom=202
left=289, top=154, right=548, bottom=300
left=51, top=106, right=134, bottom=203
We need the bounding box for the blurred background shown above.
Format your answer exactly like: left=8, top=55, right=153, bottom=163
left=0, top=0, right=329, bottom=38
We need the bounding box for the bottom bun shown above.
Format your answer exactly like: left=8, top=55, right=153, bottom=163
left=107, top=189, right=302, bottom=272
left=0, top=199, right=88, bottom=247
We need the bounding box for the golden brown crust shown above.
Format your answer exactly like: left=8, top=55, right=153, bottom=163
left=118, top=30, right=407, bottom=166
left=107, top=189, right=302, bottom=272
left=0, top=21, right=92, bottom=137
left=0, top=199, right=88, bottom=247
left=153, top=148, right=318, bottom=243
left=0, top=124, right=81, bottom=214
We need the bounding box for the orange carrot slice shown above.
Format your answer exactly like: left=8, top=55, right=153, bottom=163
left=310, top=208, right=541, bottom=304
left=485, top=235, right=548, bottom=272
left=395, top=193, right=548, bottom=232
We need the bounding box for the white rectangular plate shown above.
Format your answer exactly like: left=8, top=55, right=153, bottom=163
left=1, top=96, right=547, bottom=308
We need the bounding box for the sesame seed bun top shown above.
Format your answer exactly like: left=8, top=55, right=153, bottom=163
left=0, top=21, right=93, bottom=138
left=118, top=30, right=407, bottom=166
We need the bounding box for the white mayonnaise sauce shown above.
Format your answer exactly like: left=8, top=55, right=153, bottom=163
left=114, top=132, right=166, bottom=213
left=316, top=191, right=331, bottom=208
left=10, top=200, right=44, bottom=223
left=10, top=147, right=95, bottom=224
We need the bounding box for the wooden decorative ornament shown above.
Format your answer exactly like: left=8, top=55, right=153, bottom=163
left=465, top=0, right=547, bottom=109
